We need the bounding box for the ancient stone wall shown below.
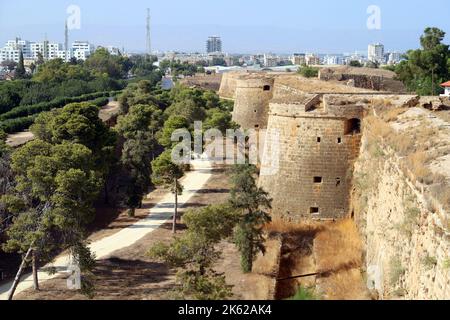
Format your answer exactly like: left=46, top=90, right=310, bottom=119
left=232, top=77, right=275, bottom=130
left=353, top=133, right=450, bottom=299
left=259, top=98, right=363, bottom=221
left=319, top=70, right=384, bottom=90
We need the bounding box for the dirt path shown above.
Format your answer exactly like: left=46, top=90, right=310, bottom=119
left=0, top=158, right=213, bottom=300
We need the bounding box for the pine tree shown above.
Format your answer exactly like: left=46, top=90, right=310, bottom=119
left=229, top=164, right=272, bottom=273
left=151, top=150, right=184, bottom=233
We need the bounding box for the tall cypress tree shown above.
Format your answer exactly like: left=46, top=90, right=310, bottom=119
left=15, top=50, right=26, bottom=79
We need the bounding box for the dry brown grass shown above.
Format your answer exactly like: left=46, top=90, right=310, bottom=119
left=252, top=237, right=282, bottom=276
left=379, top=107, right=408, bottom=122
left=263, top=218, right=368, bottom=300
left=314, top=219, right=363, bottom=273
left=264, top=216, right=325, bottom=235
left=365, top=115, right=393, bottom=139
left=319, top=269, right=370, bottom=300
left=405, top=152, right=434, bottom=184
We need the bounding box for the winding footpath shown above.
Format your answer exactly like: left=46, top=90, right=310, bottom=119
left=0, top=157, right=213, bottom=300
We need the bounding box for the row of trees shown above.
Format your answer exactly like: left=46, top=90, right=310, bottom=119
left=116, top=82, right=235, bottom=230
left=116, top=81, right=270, bottom=299
left=0, top=49, right=163, bottom=116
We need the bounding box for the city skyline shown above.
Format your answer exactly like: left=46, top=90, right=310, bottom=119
left=1, top=0, right=449, bottom=54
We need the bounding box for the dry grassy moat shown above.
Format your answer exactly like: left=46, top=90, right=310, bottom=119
left=264, top=219, right=369, bottom=300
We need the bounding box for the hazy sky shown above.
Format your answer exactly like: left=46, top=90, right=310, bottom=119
left=1, top=0, right=449, bottom=53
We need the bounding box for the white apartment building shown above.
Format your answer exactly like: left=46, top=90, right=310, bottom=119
left=324, top=55, right=344, bottom=65
left=0, top=38, right=32, bottom=62
left=387, top=51, right=401, bottom=65
left=72, top=41, right=95, bottom=60
left=107, top=46, right=120, bottom=55
left=263, top=54, right=278, bottom=67
left=306, top=54, right=321, bottom=66
left=291, top=53, right=306, bottom=65
left=0, top=38, right=96, bottom=63
left=368, top=43, right=385, bottom=64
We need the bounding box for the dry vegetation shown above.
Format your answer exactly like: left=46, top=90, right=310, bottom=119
left=263, top=218, right=369, bottom=300
left=364, top=109, right=450, bottom=213
left=314, top=219, right=363, bottom=273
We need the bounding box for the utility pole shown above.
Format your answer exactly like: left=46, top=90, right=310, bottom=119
left=65, top=21, right=69, bottom=62
left=146, top=8, right=151, bottom=56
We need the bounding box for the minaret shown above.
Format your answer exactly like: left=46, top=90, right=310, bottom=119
left=65, top=21, right=69, bottom=62
left=146, top=8, right=151, bottom=55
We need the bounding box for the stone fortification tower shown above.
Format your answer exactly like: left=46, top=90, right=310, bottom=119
left=259, top=94, right=365, bottom=221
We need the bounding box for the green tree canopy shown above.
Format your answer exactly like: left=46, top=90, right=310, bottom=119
left=229, top=164, right=272, bottom=273
left=395, top=27, right=450, bottom=95
left=158, top=115, right=190, bottom=148
left=84, top=48, right=131, bottom=79
left=148, top=204, right=237, bottom=299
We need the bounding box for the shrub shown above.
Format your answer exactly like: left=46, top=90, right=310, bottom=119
left=422, top=254, right=438, bottom=270
left=298, top=66, right=319, bottom=78
left=389, top=256, right=405, bottom=285
left=287, top=286, right=318, bottom=300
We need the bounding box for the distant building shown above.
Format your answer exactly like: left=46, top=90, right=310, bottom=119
left=368, top=43, right=385, bottom=64
left=0, top=38, right=97, bottom=63
left=263, top=54, right=278, bottom=67
left=206, top=36, right=222, bottom=54
left=387, top=51, right=401, bottom=65
left=324, top=55, right=344, bottom=65
left=291, top=53, right=306, bottom=65
left=0, top=38, right=31, bottom=62
left=306, top=54, right=321, bottom=66
left=72, top=41, right=95, bottom=60
left=440, top=81, right=450, bottom=97
left=107, top=46, right=120, bottom=56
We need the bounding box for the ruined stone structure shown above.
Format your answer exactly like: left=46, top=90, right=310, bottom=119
left=232, top=76, right=275, bottom=130
left=319, top=68, right=384, bottom=90
left=259, top=94, right=364, bottom=220
left=318, top=66, right=406, bottom=92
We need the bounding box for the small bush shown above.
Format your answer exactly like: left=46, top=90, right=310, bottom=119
left=422, top=254, right=438, bottom=270
left=287, top=286, right=318, bottom=300
left=389, top=256, right=405, bottom=285
left=297, top=66, right=319, bottom=78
